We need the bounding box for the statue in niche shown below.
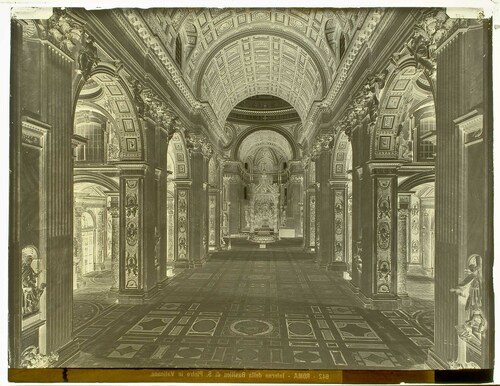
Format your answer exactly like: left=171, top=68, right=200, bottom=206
left=396, top=124, right=413, bottom=161
left=107, top=125, right=120, bottom=161
left=451, top=254, right=482, bottom=321
left=22, top=250, right=46, bottom=317
left=78, top=28, right=99, bottom=80
left=451, top=254, right=487, bottom=344
left=280, top=206, right=287, bottom=227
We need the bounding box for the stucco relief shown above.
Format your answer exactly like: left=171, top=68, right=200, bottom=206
left=177, top=190, right=189, bottom=261
left=376, top=178, right=392, bottom=293
left=124, top=179, right=140, bottom=289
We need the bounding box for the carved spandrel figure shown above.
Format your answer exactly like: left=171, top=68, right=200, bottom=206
left=131, top=80, right=145, bottom=118
left=78, top=28, right=99, bottom=80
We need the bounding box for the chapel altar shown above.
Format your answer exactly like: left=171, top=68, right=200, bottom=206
left=248, top=173, right=280, bottom=246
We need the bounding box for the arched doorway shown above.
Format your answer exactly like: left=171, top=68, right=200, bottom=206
left=71, top=66, right=142, bottom=329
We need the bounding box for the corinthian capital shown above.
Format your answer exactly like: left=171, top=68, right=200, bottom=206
left=406, top=10, right=458, bottom=77
left=185, top=133, right=213, bottom=158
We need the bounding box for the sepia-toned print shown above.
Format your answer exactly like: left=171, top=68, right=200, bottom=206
left=9, top=6, right=493, bottom=380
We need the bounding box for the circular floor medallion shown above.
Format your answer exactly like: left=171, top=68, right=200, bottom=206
left=230, top=319, right=274, bottom=336
left=192, top=319, right=216, bottom=333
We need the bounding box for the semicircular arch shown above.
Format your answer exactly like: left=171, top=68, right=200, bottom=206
left=231, top=125, right=299, bottom=160
left=168, top=131, right=190, bottom=179
left=73, top=63, right=145, bottom=161
left=398, top=171, right=435, bottom=192
left=331, top=131, right=352, bottom=177
left=74, top=172, right=120, bottom=192
left=371, top=56, right=436, bottom=160
left=194, top=27, right=329, bottom=98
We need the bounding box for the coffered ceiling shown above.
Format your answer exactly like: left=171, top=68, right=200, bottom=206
left=237, top=130, right=294, bottom=167
left=126, top=8, right=364, bottom=127
left=201, top=35, right=323, bottom=123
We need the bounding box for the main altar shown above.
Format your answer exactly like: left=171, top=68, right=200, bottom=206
left=248, top=173, right=280, bottom=247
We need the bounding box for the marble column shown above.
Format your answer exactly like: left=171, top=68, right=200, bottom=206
left=14, top=29, right=76, bottom=356
left=73, top=207, right=84, bottom=289
left=118, top=164, right=158, bottom=303
left=189, top=150, right=209, bottom=267
left=408, top=196, right=422, bottom=269
left=108, top=198, right=120, bottom=292
left=430, top=24, right=492, bottom=369
left=227, top=174, right=242, bottom=235
left=166, top=193, right=175, bottom=268
left=95, top=208, right=105, bottom=271
left=421, top=200, right=435, bottom=277
left=174, top=180, right=191, bottom=268
left=314, top=149, right=333, bottom=268
left=329, top=179, right=349, bottom=272
left=350, top=167, right=363, bottom=291
left=359, top=162, right=400, bottom=309
left=304, top=188, right=316, bottom=251
left=302, top=169, right=311, bottom=250
left=397, top=194, right=411, bottom=302
left=288, top=175, right=303, bottom=237
left=208, top=190, right=219, bottom=250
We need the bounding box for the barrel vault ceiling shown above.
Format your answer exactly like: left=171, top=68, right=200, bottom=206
left=121, top=8, right=366, bottom=128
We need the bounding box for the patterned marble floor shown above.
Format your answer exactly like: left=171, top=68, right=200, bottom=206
left=65, top=245, right=435, bottom=369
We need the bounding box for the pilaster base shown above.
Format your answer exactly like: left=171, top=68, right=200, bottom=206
left=327, top=261, right=348, bottom=272
left=348, top=281, right=360, bottom=294
left=426, top=348, right=449, bottom=370
left=174, top=260, right=189, bottom=268
left=118, top=287, right=161, bottom=305
left=192, top=256, right=206, bottom=268
left=353, top=290, right=401, bottom=310
left=158, top=276, right=170, bottom=290
left=399, top=293, right=412, bottom=307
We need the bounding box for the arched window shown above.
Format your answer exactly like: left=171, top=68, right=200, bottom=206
left=175, top=35, right=182, bottom=68
left=81, top=212, right=96, bottom=274
left=418, top=116, right=436, bottom=161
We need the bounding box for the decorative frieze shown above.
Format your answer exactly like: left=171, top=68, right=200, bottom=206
left=208, top=195, right=216, bottom=246
left=397, top=207, right=409, bottom=295
left=334, top=190, right=345, bottom=262
left=376, top=178, right=392, bottom=293
left=410, top=198, right=421, bottom=264
left=289, top=175, right=303, bottom=184
left=176, top=190, right=189, bottom=262
left=124, top=179, right=140, bottom=289
left=309, top=195, right=316, bottom=248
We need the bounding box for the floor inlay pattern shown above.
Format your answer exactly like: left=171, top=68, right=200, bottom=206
left=66, top=246, right=434, bottom=369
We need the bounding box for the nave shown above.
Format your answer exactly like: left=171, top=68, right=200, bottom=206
left=10, top=8, right=492, bottom=372
left=66, top=241, right=433, bottom=370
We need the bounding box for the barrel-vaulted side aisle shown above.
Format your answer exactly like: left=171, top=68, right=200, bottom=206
left=65, top=239, right=434, bottom=369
